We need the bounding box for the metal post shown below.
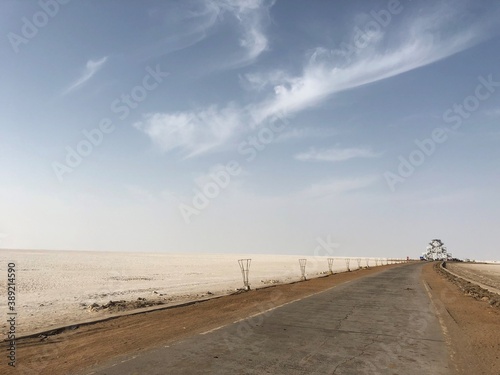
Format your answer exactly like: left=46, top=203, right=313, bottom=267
left=299, top=259, right=307, bottom=281
left=327, top=258, right=334, bottom=274
left=238, top=259, right=251, bottom=290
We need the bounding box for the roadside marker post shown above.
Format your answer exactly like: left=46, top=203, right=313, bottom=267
left=299, top=259, right=307, bottom=281
left=327, top=258, right=334, bottom=275
left=238, top=259, right=251, bottom=291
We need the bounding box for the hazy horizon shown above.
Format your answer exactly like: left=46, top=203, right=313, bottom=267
left=1, top=247, right=497, bottom=263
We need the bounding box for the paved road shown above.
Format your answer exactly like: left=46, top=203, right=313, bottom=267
left=82, top=264, right=450, bottom=375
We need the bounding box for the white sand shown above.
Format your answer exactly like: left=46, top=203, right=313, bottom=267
left=447, top=262, right=500, bottom=293
left=0, top=250, right=389, bottom=336
left=452, top=263, right=500, bottom=275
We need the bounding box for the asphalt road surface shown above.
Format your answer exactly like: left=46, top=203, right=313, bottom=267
left=82, top=263, right=450, bottom=375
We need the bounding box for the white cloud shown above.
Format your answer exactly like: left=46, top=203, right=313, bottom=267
left=133, top=104, right=243, bottom=158
left=302, top=176, right=379, bottom=198
left=136, top=5, right=494, bottom=156
left=217, top=0, right=273, bottom=68
left=295, top=147, right=381, bottom=162
left=240, top=70, right=288, bottom=91
left=276, top=127, right=337, bottom=142
left=250, top=7, right=490, bottom=123
left=140, top=0, right=272, bottom=65
left=63, top=57, right=108, bottom=95
left=133, top=1, right=275, bottom=156
left=136, top=1, right=221, bottom=60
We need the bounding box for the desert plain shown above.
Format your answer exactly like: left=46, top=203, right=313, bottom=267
left=0, top=249, right=383, bottom=336
left=1, top=252, right=499, bottom=375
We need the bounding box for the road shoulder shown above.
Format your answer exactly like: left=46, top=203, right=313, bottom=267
left=421, top=262, right=500, bottom=375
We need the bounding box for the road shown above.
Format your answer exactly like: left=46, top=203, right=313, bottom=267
left=82, top=263, right=451, bottom=375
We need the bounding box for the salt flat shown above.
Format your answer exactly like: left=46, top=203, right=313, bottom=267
left=0, top=250, right=384, bottom=335
left=446, top=262, right=500, bottom=293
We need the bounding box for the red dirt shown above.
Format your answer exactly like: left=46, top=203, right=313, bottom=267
left=422, top=263, right=500, bottom=375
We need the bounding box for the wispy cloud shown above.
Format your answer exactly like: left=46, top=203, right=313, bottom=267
left=137, top=0, right=272, bottom=66
left=240, top=70, right=290, bottom=92
left=246, top=2, right=500, bottom=124
left=133, top=105, right=243, bottom=158
left=276, top=127, right=337, bottom=142
left=219, top=0, right=273, bottom=68
left=295, top=147, right=381, bottom=162
left=136, top=4, right=496, bottom=157
left=63, top=57, right=108, bottom=95
left=251, top=28, right=487, bottom=123
left=135, top=1, right=221, bottom=61
left=302, top=176, right=379, bottom=198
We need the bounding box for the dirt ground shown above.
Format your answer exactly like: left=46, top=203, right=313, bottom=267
left=2, top=262, right=499, bottom=375
left=422, top=262, right=500, bottom=375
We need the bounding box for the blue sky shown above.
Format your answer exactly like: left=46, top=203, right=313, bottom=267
left=1, top=0, right=499, bottom=260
